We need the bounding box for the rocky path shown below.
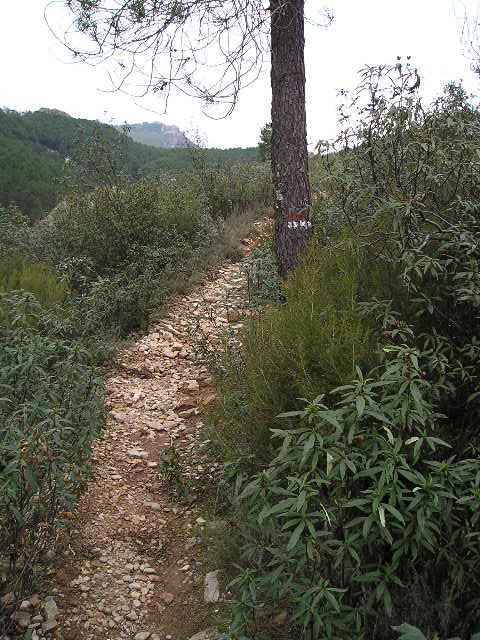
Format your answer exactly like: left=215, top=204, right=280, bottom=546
left=32, top=232, right=260, bottom=640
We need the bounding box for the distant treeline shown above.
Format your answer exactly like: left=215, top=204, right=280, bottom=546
left=0, top=108, right=258, bottom=220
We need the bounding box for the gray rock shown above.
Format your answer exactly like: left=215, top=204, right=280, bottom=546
left=143, top=501, right=162, bottom=511
left=127, top=449, right=148, bottom=459
left=189, top=629, right=219, bottom=640
left=204, top=570, right=220, bottom=603
left=185, top=537, right=199, bottom=550
left=41, top=619, right=58, bottom=632
left=160, top=592, right=174, bottom=605
left=198, top=440, right=211, bottom=453
left=14, top=611, right=31, bottom=629
left=29, top=594, right=41, bottom=608
left=134, top=633, right=151, bottom=640
left=43, top=598, right=58, bottom=620
left=205, top=520, right=227, bottom=532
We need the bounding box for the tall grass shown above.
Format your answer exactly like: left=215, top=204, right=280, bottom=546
left=210, top=234, right=377, bottom=455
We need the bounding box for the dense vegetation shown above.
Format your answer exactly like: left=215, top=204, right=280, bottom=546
left=208, top=66, right=480, bottom=639
left=0, top=292, right=105, bottom=598
left=2, top=52, right=480, bottom=640
left=0, top=108, right=258, bottom=220
left=0, top=134, right=270, bottom=628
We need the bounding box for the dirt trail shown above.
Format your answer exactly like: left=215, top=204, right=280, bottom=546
left=38, top=232, right=259, bottom=640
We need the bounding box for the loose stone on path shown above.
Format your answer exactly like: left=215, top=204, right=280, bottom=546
left=35, top=224, right=264, bottom=640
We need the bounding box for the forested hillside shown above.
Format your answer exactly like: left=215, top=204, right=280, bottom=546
left=0, top=108, right=258, bottom=220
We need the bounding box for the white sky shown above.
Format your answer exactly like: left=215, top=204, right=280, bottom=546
left=0, top=0, right=478, bottom=149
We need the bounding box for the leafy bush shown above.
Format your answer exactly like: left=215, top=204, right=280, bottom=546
left=189, top=152, right=271, bottom=219
left=0, top=259, right=70, bottom=306
left=36, top=178, right=214, bottom=333
left=226, top=216, right=480, bottom=638
left=0, top=206, right=30, bottom=262
left=244, top=239, right=280, bottom=310
left=393, top=624, right=480, bottom=640
left=316, top=66, right=480, bottom=242
left=229, top=330, right=480, bottom=638
left=40, top=178, right=213, bottom=274
left=215, top=65, right=480, bottom=638
left=0, top=292, right=105, bottom=604
left=211, top=235, right=376, bottom=455
left=36, top=168, right=268, bottom=335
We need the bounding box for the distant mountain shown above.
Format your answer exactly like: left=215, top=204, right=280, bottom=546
left=0, top=108, right=258, bottom=220
left=125, top=122, right=192, bottom=148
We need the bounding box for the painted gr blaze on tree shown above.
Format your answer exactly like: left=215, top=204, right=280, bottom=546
left=53, top=0, right=324, bottom=277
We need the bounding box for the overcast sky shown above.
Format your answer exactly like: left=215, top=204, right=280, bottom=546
left=0, top=1, right=478, bottom=148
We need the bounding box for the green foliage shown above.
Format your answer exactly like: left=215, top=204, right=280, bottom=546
left=34, top=151, right=269, bottom=336
left=244, top=238, right=280, bottom=310
left=38, top=178, right=214, bottom=334
left=0, top=206, right=30, bottom=261
left=0, top=206, right=70, bottom=307
left=0, top=107, right=259, bottom=220
left=0, top=259, right=70, bottom=307
left=0, top=121, right=269, bottom=339
left=258, top=123, right=272, bottom=163
left=0, top=292, right=105, bottom=600
left=189, top=149, right=271, bottom=219
left=215, top=65, right=480, bottom=639
left=229, top=332, right=480, bottom=638
left=159, top=445, right=188, bottom=499
left=212, top=236, right=375, bottom=455
left=41, top=178, right=213, bottom=274
left=0, top=128, right=63, bottom=220
left=315, top=65, right=480, bottom=242
left=393, top=624, right=480, bottom=640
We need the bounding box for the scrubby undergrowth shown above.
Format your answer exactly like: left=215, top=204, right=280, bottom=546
left=208, top=66, right=480, bottom=639
left=0, top=155, right=270, bottom=632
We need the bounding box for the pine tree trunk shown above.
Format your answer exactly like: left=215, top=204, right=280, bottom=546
left=270, top=0, right=311, bottom=279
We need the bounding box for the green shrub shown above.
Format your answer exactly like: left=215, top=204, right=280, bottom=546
left=189, top=154, right=271, bottom=220
left=217, top=65, right=480, bottom=639
left=35, top=168, right=267, bottom=336
left=394, top=624, right=480, bottom=640
left=212, top=235, right=376, bottom=455
left=315, top=68, right=480, bottom=245
left=0, top=206, right=30, bottom=261
left=226, top=218, right=480, bottom=638
left=0, top=259, right=70, bottom=306
left=244, top=239, right=280, bottom=310
left=40, top=178, right=214, bottom=275
left=36, top=178, right=218, bottom=333
left=86, top=271, right=166, bottom=335
left=229, top=336, right=480, bottom=639
left=0, top=292, right=105, bottom=604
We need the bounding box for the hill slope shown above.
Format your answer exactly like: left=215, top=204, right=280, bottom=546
left=0, top=108, right=258, bottom=220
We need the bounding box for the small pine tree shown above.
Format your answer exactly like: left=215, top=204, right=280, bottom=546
left=258, top=122, right=272, bottom=162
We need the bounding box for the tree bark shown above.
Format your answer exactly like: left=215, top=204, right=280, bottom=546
left=270, top=0, right=312, bottom=280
